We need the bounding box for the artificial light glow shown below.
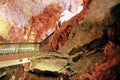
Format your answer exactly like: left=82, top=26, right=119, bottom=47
left=33, top=58, right=67, bottom=73
left=0, top=47, right=35, bottom=54
left=0, top=13, right=9, bottom=39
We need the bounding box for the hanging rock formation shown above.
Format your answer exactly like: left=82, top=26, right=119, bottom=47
left=33, top=0, right=120, bottom=80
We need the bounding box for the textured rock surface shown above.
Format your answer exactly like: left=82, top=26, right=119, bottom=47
left=0, top=0, right=120, bottom=80
left=42, top=0, right=120, bottom=53
left=35, top=0, right=120, bottom=80
left=0, top=0, right=60, bottom=42
left=26, top=3, right=61, bottom=42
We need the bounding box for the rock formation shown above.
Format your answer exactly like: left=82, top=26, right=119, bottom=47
left=33, top=0, right=120, bottom=80
left=0, top=0, right=120, bottom=80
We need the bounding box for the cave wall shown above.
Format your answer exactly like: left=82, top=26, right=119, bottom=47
left=42, top=0, right=120, bottom=53
left=38, top=0, right=120, bottom=80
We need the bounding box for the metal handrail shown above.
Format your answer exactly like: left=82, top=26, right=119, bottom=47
left=0, top=42, right=42, bottom=55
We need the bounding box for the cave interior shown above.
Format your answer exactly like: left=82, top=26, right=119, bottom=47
left=0, top=0, right=120, bottom=80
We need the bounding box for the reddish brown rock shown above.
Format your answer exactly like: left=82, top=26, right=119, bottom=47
left=47, top=0, right=92, bottom=51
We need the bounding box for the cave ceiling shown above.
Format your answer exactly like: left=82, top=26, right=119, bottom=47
left=0, top=0, right=82, bottom=43
left=0, top=0, right=59, bottom=42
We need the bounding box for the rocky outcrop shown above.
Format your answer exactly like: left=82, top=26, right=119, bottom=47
left=41, top=0, right=92, bottom=51
left=41, top=0, right=120, bottom=53
left=37, top=0, right=120, bottom=80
